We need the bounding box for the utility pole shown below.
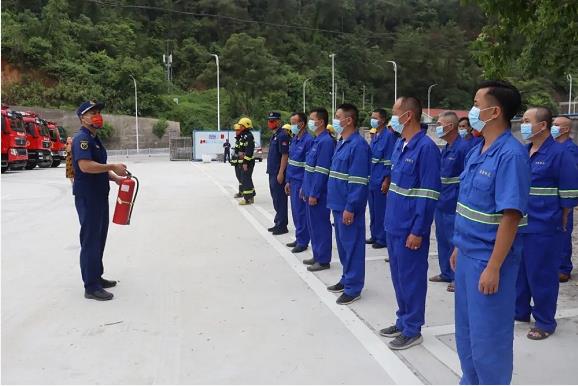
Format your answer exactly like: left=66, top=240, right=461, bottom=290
left=427, top=83, right=438, bottom=121
left=330, top=53, right=336, bottom=119
left=129, top=74, right=139, bottom=153
left=387, top=60, right=397, bottom=103
left=302, top=78, right=310, bottom=113
left=362, top=85, right=366, bottom=111
left=568, top=74, right=573, bottom=114
left=209, top=54, right=220, bottom=131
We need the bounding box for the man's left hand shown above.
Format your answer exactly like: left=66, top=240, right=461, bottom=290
left=405, top=234, right=422, bottom=250
left=277, top=172, right=284, bottom=185
left=343, top=210, right=354, bottom=226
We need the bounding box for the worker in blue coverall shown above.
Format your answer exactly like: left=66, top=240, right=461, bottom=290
left=72, top=101, right=128, bottom=301
left=379, top=96, right=441, bottom=350
left=459, top=117, right=483, bottom=150
left=266, top=112, right=290, bottom=235
left=430, top=111, right=470, bottom=293
left=367, top=108, right=396, bottom=250
left=553, top=115, right=578, bottom=282
left=515, top=107, right=578, bottom=340
left=326, top=103, right=371, bottom=305
left=301, top=107, right=336, bottom=272
left=285, top=112, right=313, bottom=254
left=451, top=80, right=531, bottom=385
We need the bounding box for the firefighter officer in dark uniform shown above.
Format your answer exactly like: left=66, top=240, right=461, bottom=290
left=266, top=111, right=290, bottom=234
left=72, top=101, right=127, bottom=301
left=236, top=117, right=256, bottom=205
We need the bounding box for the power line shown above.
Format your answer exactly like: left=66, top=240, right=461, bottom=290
left=87, top=0, right=397, bottom=38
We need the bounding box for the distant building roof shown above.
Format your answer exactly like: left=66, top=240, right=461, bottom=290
left=422, top=108, right=469, bottom=122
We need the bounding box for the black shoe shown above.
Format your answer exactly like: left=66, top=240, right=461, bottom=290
left=372, top=242, right=387, bottom=249
left=336, top=293, right=360, bottom=305
left=272, top=227, right=289, bottom=235
left=302, top=257, right=315, bottom=265
left=366, top=238, right=375, bottom=244
left=286, top=241, right=297, bottom=248
left=291, top=245, right=308, bottom=253
left=307, top=262, right=330, bottom=272
left=388, top=334, right=423, bottom=350
left=267, top=226, right=276, bottom=232
left=100, top=278, right=117, bottom=288
left=84, top=289, right=114, bottom=301
left=234, top=193, right=243, bottom=198
left=327, top=282, right=345, bottom=293
left=379, top=325, right=402, bottom=338
left=515, top=316, right=531, bottom=323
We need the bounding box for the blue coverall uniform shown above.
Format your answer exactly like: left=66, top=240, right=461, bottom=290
left=384, top=129, right=441, bottom=338
left=267, top=127, right=291, bottom=230
left=368, top=128, right=396, bottom=246
left=516, top=136, right=578, bottom=333
left=327, top=132, right=371, bottom=297
left=453, top=130, right=531, bottom=385
left=72, top=127, right=111, bottom=292
left=302, top=130, right=336, bottom=264
left=434, top=136, right=470, bottom=282
left=287, top=131, right=314, bottom=248
left=559, top=138, right=578, bottom=276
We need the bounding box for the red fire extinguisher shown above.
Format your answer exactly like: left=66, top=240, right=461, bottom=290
left=113, top=171, right=139, bottom=225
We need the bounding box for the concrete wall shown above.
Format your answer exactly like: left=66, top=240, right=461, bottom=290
left=10, top=105, right=181, bottom=150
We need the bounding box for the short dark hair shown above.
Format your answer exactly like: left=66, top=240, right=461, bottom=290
left=337, top=103, right=359, bottom=126
left=291, top=112, right=307, bottom=124
left=532, top=106, right=553, bottom=129
left=476, top=80, right=521, bottom=122
left=458, top=117, right=470, bottom=126
left=399, top=96, right=422, bottom=122
left=310, top=107, right=329, bottom=127
left=373, top=108, right=388, bottom=121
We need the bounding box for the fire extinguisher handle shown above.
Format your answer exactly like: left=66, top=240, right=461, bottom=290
left=126, top=170, right=133, bottom=178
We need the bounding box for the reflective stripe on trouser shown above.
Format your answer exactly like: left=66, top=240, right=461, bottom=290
left=559, top=210, right=574, bottom=275
left=269, top=174, right=288, bottom=228
left=434, top=209, right=455, bottom=281
left=455, top=251, right=519, bottom=385
left=305, top=194, right=332, bottom=264
left=234, top=164, right=243, bottom=194
left=289, top=181, right=309, bottom=247
left=516, top=233, right=561, bottom=333
left=386, top=233, right=429, bottom=338
left=368, top=189, right=387, bottom=244
left=75, top=195, right=108, bottom=292
left=241, top=162, right=255, bottom=199
left=333, top=210, right=366, bottom=297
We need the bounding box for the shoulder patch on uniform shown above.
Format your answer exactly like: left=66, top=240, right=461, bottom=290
left=80, top=140, right=89, bottom=150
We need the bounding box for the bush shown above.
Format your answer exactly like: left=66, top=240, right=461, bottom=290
left=98, top=122, right=114, bottom=140
left=152, top=118, right=168, bottom=139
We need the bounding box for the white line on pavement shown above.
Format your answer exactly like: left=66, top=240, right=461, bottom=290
left=195, top=164, right=423, bottom=385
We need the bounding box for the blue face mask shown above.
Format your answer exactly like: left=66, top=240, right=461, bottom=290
left=370, top=118, right=379, bottom=129
left=390, top=112, right=408, bottom=134
left=468, top=106, right=495, bottom=132
left=551, top=125, right=561, bottom=138
left=290, top=124, right=300, bottom=135
left=520, top=123, right=533, bottom=140
left=458, top=128, right=468, bottom=138
left=435, top=126, right=447, bottom=138
left=307, top=119, right=316, bottom=131
left=332, top=119, right=344, bottom=135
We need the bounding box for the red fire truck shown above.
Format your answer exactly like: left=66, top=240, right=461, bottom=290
left=1, top=106, right=28, bottom=173
left=46, top=120, right=67, bottom=167
left=21, top=111, right=52, bottom=169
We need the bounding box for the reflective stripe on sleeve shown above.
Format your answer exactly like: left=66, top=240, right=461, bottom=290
left=529, top=187, right=558, bottom=196
left=441, top=176, right=461, bottom=185
left=314, top=166, right=330, bottom=175
left=559, top=189, right=578, bottom=199
left=389, top=182, right=440, bottom=200
left=456, top=202, right=528, bottom=227
left=288, top=159, right=306, bottom=168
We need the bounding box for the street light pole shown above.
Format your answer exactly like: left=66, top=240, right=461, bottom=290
left=386, top=60, right=397, bottom=103
left=362, top=85, right=366, bottom=111
left=209, top=54, right=220, bottom=131
left=302, top=78, right=310, bottom=112
left=330, top=54, right=336, bottom=118
left=566, top=74, right=572, bottom=114
left=129, top=74, right=139, bottom=153
left=427, top=83, right=438, bottom=120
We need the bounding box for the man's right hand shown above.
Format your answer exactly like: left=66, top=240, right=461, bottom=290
left=111, top=163, right=128, bottom=176
left=284, top=183, right=291, bottom=196
left=308, top=196, right=318, bottom=206
left=450, top=248, right=458, bottom=272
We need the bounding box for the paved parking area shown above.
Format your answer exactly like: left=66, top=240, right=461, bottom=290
left=2, top=157, right=577, bottom=384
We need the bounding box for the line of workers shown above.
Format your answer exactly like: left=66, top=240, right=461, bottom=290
left=227, top=80, right=578, bottom=385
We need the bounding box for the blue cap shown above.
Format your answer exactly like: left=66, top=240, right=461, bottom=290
left=267, top=111, right=281, bottom=120
left=76, top=100, right=105, bottom=117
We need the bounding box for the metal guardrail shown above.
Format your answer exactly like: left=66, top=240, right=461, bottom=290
left=107, top=148, right=170, bottom=157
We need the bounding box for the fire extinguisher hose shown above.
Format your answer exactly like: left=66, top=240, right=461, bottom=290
left=126, top=170, right=139, bottom=225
